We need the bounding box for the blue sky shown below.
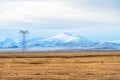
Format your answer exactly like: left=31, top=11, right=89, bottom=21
left=0, top=0, right=120, bottom=41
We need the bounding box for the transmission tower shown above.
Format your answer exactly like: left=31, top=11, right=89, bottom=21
left=19, top=30, right=29, bottom=54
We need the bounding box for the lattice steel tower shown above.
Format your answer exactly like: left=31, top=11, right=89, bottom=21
left=19, top=30, right=29, bottom=54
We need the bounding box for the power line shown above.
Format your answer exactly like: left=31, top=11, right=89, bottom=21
left=19, top=30, right=29, bottom=54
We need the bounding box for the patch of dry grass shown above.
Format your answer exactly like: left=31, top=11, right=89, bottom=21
left=0, top=52, right=120, bottom=80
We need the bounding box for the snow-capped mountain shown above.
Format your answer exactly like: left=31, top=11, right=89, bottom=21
left=26, top=32, right=90, bottom=47
left=0, top=33, right=120, bottom=50
left=49, top=32, right=89, bottom=42
left=0, top=38, right=18, bottom=48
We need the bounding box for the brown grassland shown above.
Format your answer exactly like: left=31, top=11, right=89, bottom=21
left=0, top=52, right=120, bottom=80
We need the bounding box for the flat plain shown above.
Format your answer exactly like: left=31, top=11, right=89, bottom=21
left=0, top=52, right=120, bottom=80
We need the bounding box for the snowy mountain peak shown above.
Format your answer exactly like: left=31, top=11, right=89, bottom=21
left=53, top=32, right=72, bottom=38
left=51, top=32, right=80, bottom=42
left=0, top=38, right=13, bottom=42
left=0, top=38, right=17, bottom=48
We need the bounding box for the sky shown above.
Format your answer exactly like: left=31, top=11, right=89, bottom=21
left=0, top=0, right=120, bottom=41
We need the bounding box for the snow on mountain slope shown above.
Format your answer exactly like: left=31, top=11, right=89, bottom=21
left=16, top=37, right=43, bottom=47
left=45, top=32, right=89, bottom=43
left=51, top=32, right=79, bottom=42
left=108, top=40, right=120, bottom=43
left=26, top=37, right=42, bottom=46
left=0, top=38, right=17, bottom=48
left=32, top=32, right=90, bottom=47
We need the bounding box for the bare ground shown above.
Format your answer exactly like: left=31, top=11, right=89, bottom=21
left=0, top=52, right=120, bottom=80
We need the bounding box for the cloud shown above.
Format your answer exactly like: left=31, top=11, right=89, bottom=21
left=0, top=0, right=120, bottom=24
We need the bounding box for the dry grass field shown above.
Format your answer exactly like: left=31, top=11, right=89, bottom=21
left=0, top=52, right=120, bottom=80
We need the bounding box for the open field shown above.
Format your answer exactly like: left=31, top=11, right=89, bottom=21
left=0, top=52, right=120, bottom=80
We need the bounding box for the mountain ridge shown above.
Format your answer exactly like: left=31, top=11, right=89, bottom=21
left=0, top=32, right=120, bottom=49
